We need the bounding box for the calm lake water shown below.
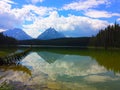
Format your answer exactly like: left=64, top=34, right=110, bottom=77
left=0, top=48, right=120, bottom=90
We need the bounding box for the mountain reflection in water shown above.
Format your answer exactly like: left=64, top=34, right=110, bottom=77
left=37, top=51, right=64, bottom=64
left=0, top=48, right=120, bottom=90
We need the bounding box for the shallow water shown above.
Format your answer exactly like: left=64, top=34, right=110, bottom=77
left=0, top=48, right=120, bottom=90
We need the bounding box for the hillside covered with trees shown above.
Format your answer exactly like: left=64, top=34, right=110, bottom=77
left=0, top=33, right=17, bottom=46
left=90, top=22, right=120, bottom=48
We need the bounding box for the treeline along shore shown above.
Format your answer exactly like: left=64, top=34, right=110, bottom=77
left=0, top=23, right=120, bottom=49
left=18, top=37, right=90, bottom=47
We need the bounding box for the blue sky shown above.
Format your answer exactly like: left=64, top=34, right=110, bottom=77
left=0, top=0, right=120, bottom=38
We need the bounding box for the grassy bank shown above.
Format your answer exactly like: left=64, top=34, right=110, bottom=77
left=0, top=48, right=31, bottom=65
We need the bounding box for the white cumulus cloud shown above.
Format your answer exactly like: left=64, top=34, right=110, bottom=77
left=0, top=0, right=55, bottom=32
left=0, top=12, right=21, bottom=29
left=11, top=5, right=55, bottom=22
left=63, top=0, right=110, bottom=11
left=23, top=11, right=109, bottom=38
left=27, top=0, right=44, bottom=4
left=117, top=18, right=120, bottom=22
left=84, top=9, right=120, bottom=18
left=0, top=0, right=21, bottom=30
left=0, top=0, right=114, bottom=38
left=0, top=0, right=16, bottom=4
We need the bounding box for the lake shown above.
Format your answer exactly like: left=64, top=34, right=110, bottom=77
left=0, top=48, right=120, bottom=90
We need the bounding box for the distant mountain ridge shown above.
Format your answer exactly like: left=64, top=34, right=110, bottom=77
left=37, top=28, right=65, bottom=40
left=3, top=28, right=32, bottom=40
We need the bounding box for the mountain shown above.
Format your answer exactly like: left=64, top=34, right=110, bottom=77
left=3, top=28, right=32, bottom=40
left=37, top=28, right=65, bottom=40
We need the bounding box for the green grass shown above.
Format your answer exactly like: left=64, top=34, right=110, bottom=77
left=0, top=48, right=17, bottom=57
left=0, top=81, right=13, bottom=90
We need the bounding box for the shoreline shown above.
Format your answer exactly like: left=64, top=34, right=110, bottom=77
left=0, top=45, right=120, bottom=50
